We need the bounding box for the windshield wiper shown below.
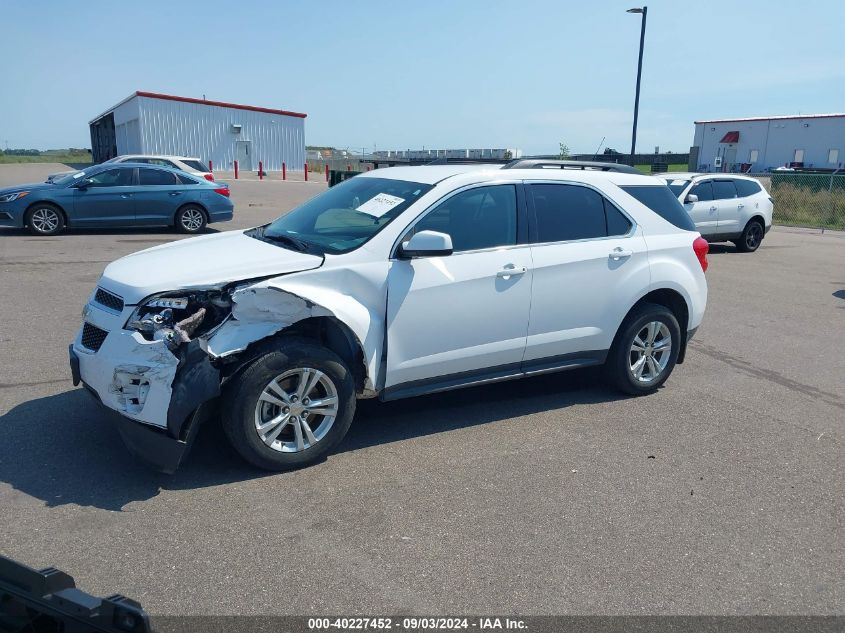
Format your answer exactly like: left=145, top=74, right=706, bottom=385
left=249, top=227, right=311, bottom=253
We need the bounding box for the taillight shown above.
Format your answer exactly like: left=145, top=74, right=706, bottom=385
left=693, top=236, right=709, bottom=273
left=204, top=173, right=215, bottom=181
left=213, top=187, right=230, bottom=197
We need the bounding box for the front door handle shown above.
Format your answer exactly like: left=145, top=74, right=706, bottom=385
left=710, top=206, right=717, bottom=212
left=737, top=203, right=744, bottom=209
left=496, top=265, right=527, bottom=279
left=120, top=194, right=132, bottom=199
left=609, top=247, right=633, bottom=260
left=169, top=192, right=182, bottom=197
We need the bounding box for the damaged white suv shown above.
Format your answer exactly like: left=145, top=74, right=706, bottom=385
left=70, top=161, right=709, bottom=473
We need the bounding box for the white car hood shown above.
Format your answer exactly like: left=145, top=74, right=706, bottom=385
left=99, top=230, right=324, bottom=305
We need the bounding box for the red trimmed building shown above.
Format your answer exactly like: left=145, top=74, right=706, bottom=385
left=89, top=91, right=307, bottom=171
left=691, top=113, right=845, bottom=172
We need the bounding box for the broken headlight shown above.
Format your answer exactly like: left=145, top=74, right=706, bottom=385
left=126, top=290, right=233, bottom=350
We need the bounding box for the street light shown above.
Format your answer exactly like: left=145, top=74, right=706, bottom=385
left=627, top=6, right=647, bottom=167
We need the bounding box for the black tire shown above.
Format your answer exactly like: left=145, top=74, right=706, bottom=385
left=175, top=205, right=207, bottom=233
left=25, top=203, right=66, bottom=236
left=604, top=302, right=681, bottom=396
left=733, top=218, right=764, bottom=252
left=221, top=337, right=356, bottom=471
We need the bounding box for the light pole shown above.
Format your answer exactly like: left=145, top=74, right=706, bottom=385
left=627, top=6, right=647, bottom=167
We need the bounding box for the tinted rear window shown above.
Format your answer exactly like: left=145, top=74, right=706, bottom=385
left=620, top=185, right=696, bottom=231
left=181, top=159, right=210, bottom=172
left=734, top=179, right=762, bottom=197
left=712, top=180, right=738, bottom=200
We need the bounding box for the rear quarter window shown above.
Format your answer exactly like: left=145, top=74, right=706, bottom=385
left=620, top=185, right=696, bottom=231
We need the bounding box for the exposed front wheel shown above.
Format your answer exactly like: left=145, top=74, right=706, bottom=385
left=26, top=204, right=65, bottom=236
left=604, top=303, right=681, bottom=396
left=175, top=205, right=207, bottom=233
left=733, top=219, right=764, bottom=252
left=222, top=338, right=356, bottom=470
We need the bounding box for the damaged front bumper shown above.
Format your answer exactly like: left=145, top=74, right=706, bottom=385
left=70, top=301, right=220, bottom=474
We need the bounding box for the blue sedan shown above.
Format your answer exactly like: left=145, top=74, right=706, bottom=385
left=0, top=162, right=234, bottom=235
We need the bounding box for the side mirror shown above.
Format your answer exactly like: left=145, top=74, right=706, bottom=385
left=684, top=193, right=699, bottom=204
left=398, top=230, right=453, bottom=258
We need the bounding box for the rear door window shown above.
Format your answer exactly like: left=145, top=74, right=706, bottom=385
left=712, top=180, right=738, bottom=200
left=733, top=179, right=762, bottom=197
left=530, top=184, right=607, bottom=242
left=139, top=168, right=180, bottom=186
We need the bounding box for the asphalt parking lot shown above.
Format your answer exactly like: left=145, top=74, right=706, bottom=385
left=0, top=163, right=843, bottom=617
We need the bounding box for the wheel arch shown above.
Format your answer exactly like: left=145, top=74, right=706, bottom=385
left=618, top=287, right=692, bottom=364
left=173, top=201, right=209, bottom=226
left=25, top=200, right=67, bottom=227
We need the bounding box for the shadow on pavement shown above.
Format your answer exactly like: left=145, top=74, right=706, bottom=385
left=0, top=367, right=622, bottom=511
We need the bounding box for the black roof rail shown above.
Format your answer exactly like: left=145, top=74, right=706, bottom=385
left=502, top=159, right=641, bottom=174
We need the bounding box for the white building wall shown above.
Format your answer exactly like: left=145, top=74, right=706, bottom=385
left=693, top=116, right=845, bottom=172
left=114, top=95, right=306, bottom=171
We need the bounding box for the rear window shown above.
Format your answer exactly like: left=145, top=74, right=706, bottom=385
left=181, top=159, right=210, bottom=172
left=620, top=185, right=696, bottom=231
left=734, top=179, right=762, bottom=197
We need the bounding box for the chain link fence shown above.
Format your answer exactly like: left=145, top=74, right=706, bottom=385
left=751, top=172, right=845, bottom=230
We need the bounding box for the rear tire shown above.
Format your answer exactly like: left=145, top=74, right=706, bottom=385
left=604, top=303, right=681, bottom=396
left=733, top=219, right=764, bottom=252
left=175, top=205, right=207, bottom=233
left=26, top=203, right=65, bottom=236
left=222, top=338, right=356, bottom=471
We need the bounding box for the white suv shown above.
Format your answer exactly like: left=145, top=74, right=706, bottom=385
left=49, top=155, right=215, bottom=182
left=69, top=161, right=709, bottom=472
left=659, top=173, right=773, bottom=252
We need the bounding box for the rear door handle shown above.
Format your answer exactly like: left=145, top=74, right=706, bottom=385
left=169, top=191, right=182, bottom=196
left=737, top=203, right=744, bottom=209
left=496, top=265, right=527, bottom=278
left=120, top=194, right=132, bottom=199
left=609, top=247, right=633, bottom=260
left=709, top=206, right=717, bottom=212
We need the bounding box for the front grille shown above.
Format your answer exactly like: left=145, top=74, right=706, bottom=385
left=81, top=323, right=108, bottom=352
left=94, top=287, right=124, bottom=312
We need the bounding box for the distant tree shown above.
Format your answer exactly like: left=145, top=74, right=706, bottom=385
left=504, top=150, right=513, bottom=160
left=559, top=142, right=571, bottom=160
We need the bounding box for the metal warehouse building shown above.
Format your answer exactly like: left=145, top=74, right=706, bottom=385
left=691, top=113, right=845, bottom=172
left=89, top=91, right=306, bottom=171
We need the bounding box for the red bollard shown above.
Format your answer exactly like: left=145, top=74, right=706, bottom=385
left=346, top=164, right=351, bottom=171
left=282, top=162, right=286, bottom=181
left=259, top=161, right=263, bottom=180
left=234, top=160, right=239, bottom=179
left=208, top=160, right=213, bottom=172
left=304, top=163, right=309, bottom=182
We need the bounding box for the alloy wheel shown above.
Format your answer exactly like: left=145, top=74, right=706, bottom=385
left=31, top=208, right=60, bottom=233
left=180, top=208, right=204, bottom=231
left=254, top=368, right=340, bottom=453
left=628, top=321, right=672, bottom=384
left=745, top=223, right=763, bottom=250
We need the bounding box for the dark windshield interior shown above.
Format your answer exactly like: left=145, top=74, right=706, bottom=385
left=264, top=177, right=433, bottom=254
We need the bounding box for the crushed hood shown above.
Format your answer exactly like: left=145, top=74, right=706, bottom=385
left=99, top=230, right=324, bottom=304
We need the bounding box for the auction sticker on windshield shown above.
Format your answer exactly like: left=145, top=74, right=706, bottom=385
left=356, top=193, right=405, bottom=218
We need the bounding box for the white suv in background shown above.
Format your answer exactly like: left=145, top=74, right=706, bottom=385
left=69, top=160, right=709, bottom=473
left=48, top=155, right=215, bottom=182
left=659, top=173, right=773, bottom=252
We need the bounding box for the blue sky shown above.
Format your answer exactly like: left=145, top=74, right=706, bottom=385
left=2, top=0, right=844, bottom=155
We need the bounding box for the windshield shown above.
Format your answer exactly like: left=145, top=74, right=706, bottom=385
left=263, top=176, right=433, bottom=254
left=50, top=168, right=92, bottom=186
left=663, top=178, right=691, bottom=197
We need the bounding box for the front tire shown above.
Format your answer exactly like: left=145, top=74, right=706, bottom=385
left=26, top=204, right=65, bottom=236
left=604, top=303, right=681, bottom=396
left=175, top=205, right=207, bottom=233
left=733, top=218, right=764, bottom=252
left=222, top=338, right=356, bottom=471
